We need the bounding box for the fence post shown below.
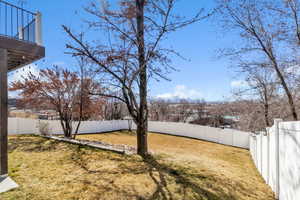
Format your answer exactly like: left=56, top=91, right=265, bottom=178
left=18, top=27, right=24, bottom=40
left=35, top=12, right=42, bottom=45
left=0, top=49, right=8, bottom=176
left=266, top=127, right=270, bottom=185
left=16, top=118, right=19, bottom=135
left=260, top=132, right=263, bottom=174
left=255, top=135, right=258, bottom=167
left=274, top=118, right=282, bottom=199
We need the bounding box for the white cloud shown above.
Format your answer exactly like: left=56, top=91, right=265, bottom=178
left=230, top=80, right=248, bottom=88
left=156, top=85, right=202, bottom=100
left=52, top=61, right=65, bottom=66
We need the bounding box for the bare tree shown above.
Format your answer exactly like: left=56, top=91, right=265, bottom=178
left=232, top=61, right=277, bottom=127
left=149, top=99, right=170, bottom=121
left=176, top=99, right=193, bottom=123
left=286, top=0, right=300, bottom=44
left=10, top=66, right=101, bottom=138
left=103, top=99, right=127, bottom=120
left=217, top=0, right=298, bottom=120
left=63, top=0, right=209, bottom=156
left=73, top=58, right=87, bottom=138
left=235, top=100, right=264, bottom=131
left=72, top=57, right=105, bottom=138
left=268, top=0, right=300, bottom=45
left=193, top=99, right=207, bottom=121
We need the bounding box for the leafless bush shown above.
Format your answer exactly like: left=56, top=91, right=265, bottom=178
left=39, top=121, right=50, bottom=136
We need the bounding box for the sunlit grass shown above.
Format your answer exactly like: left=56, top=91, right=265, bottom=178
left=0, top=134, right=274, bottom=200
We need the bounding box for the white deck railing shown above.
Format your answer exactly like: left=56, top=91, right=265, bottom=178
left=0, top=1, right=42, bottom=45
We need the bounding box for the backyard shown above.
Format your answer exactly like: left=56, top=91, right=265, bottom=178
left=0, top=133, right=274, bottom=200
left=1, top=0, right=299, bottom=199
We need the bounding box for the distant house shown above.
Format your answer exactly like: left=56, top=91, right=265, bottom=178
left=9, top=109, right=38, bottom=119
left=37, top=110, right=59, bottom=120
left=9, top=109, right=59, bottom=120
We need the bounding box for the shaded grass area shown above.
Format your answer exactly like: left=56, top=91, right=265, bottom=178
left=0, top=135, right=274, bottom=200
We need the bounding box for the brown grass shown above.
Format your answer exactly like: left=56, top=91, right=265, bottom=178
left=0, top=133, right=274, bottom=200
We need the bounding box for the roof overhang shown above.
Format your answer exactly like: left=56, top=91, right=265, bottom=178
left=0, top=35, right=45, bottom=72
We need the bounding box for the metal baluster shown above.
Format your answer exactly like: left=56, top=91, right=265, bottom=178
left=10, top=6, right=12, bottom=36
left=0, top=1, right=36, bottom=42
left=5, top=2, right=7, bottom=35
left=0, top=2, right=2, bottom=35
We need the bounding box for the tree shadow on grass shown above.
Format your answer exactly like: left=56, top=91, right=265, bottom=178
left=71, top=146, right=237, bottom=200
left=8, top=136, right=60, bottom=153
left=8, top=136, right=241, bottom=199
left=142, top=155, right=237, bottom=200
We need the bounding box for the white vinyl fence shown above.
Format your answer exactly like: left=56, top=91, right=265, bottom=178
left=144, top=121, right=249, bottom=149
left=8, top=118, right=129, bottom=135
left=42, top=120, right=129, bottom=135
left=8, top=118, right=39, bottom=135
left=8, top=118, right=250, bottom=149
left=250, top=119, right=300, bottom=200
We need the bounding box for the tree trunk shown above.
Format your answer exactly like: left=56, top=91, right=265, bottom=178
left=73, top=120, right=82, bottom=139
left=136, top=120, right=148, bottom=156
left=59, top=113, right=68, bottom=138
left=136, top=0, right=148, bottom=157
left=263, top=90, right=270, bottom=127
left=63, top=118, right=72, bottom=138
left=272, top=61, right=298, bottom=120
left=264, top=102, right=270, bottom=127
left=252, top=26, right=298, bottom=120
left=73, top=67, right=84, bottom=139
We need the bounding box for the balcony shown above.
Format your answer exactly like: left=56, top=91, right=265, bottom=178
left=0, top=0, right=45, bottom=71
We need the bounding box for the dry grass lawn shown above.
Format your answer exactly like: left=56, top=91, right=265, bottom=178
left=0, top=133, right=274, bottom=200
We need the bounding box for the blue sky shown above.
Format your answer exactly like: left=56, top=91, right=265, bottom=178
left=8, top=0, right=242, bottom=101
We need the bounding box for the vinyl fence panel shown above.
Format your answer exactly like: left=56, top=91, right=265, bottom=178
left=249, top=120, right=300, bottom=200
left=8, top=118, right=250, bottom=149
